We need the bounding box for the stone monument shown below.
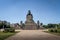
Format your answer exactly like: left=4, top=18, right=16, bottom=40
left=20, top=10, right=42, bottom=30
left=24, top=10, right=37, bottom=30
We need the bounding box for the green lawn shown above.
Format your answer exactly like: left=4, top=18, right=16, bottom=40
left=0, top=32, right=18, bottom=40
left=44, top=31, right=60, bottom=36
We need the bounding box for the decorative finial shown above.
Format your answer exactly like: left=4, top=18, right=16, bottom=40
left=28, top=10, right=31, bottom=15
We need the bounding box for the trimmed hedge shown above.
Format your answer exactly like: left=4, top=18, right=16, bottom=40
left=48, top=29, right=54, bottom=32
left=57, top=29, right=60, bottom=33
left=3, top=27, right=15, bottom=32
left=48, top=29, right=60, bottom=33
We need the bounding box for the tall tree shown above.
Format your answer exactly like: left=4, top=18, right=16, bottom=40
left=37, top=20, right=40, bottom=29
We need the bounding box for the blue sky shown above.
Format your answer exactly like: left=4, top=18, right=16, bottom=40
left=0, top=0, right=60, bottom=24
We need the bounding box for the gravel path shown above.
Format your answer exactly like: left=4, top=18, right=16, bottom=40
left=5, top=30, right=60, bottom=40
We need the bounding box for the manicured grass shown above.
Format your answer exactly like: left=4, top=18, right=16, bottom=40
left=0, top=31, right=18, bottom=40
left=44, top=31, right=60, bottom=36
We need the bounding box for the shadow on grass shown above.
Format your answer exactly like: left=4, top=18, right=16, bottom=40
left=44, top=31, right=60, bottom=36
left=0, top=31, right=20, bottom=40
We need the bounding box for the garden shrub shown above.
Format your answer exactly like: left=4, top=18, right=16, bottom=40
left=48, top=29, right=54, bottom=32
left=48, top=28, right=60, bottom=33
left=3, top=27, right=15, bottom=32
left=57, top=29, right=60, bottom=33
left=54, top=29, right=57, bottom=33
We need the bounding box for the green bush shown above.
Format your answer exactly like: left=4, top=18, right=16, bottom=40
left=3, top=27, right=15, bottom=32
left=57, top=27, right=60, bottom=29
left=54, top=29, right=57, bottom=33
left=48, top=28, right=60, bottom=33
left=48, top=29, right=54, bottom=32
left=57, top=29, right=60, bottom=33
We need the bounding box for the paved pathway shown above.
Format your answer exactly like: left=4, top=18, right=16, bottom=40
left=5, top=30, right=60, bottom=40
